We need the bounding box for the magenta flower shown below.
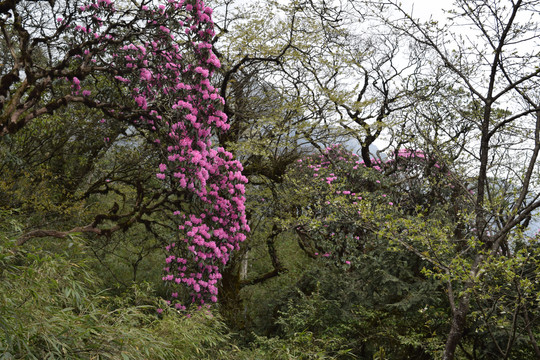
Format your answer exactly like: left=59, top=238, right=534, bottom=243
left=59, top=0, right=251, bottom=311
left=140, top=68, right=152, bottom=81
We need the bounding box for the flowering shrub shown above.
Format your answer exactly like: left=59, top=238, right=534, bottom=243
left=57, top=0, right=249, bottom=308
left=289, top=145, right=460, bottom=267
left=289, top=145, right=390, bottom=267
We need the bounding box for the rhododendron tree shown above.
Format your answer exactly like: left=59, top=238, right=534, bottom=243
left=289, top=145, right=390, bottom=264
left=285, top=139, right=540, bottom=357
left=0, top=0, right=248, bottom=307
left=287, top=145, right=462, bottom=265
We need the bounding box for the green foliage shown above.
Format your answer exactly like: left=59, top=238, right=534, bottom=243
left=2, top=1, right=540, bottom=358
left=0, top=101, right=179, bottom=291
left=0, top=222, right=234, bottom=360
left=271, top=261, right=445, bottom=359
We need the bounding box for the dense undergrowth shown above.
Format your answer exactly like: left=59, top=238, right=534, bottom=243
left=0, top=224, right=361, bottom=359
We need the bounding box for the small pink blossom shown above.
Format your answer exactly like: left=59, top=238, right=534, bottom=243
left=140, top=68, right=152, bottom=81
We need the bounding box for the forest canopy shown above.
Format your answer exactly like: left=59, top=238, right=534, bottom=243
left=1, top=0, right=540, bottom=359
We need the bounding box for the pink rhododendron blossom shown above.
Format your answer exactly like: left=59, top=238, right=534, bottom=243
left=140, top=68, right=152, bottom=81
left=68, top=0, right=249, bottom=310
left=291, top=144, right=454, bottom=274
left=134, top=96, right=147, bottom=109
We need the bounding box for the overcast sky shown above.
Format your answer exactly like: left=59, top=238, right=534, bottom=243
left=399, top=0, right=452, bottom=20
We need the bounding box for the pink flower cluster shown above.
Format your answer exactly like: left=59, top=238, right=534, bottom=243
left=293, top=145, right=396, bottom=267
left=293, top=145, right=453, bottom=268
left=70, top=0, right=249, bottom=308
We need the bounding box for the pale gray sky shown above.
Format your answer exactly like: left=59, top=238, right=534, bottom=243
left=399, top=0, right=452, bottom=21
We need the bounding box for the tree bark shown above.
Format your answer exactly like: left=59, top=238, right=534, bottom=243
left=444, top=294, right=471, bottom=360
